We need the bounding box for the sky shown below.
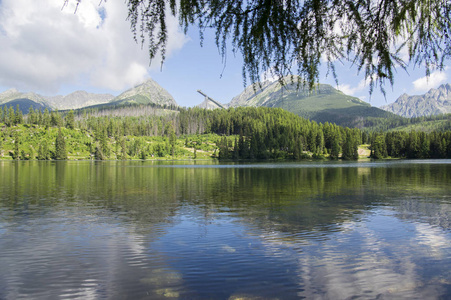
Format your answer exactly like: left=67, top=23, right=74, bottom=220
left=0, top=0, right=450, bottom=108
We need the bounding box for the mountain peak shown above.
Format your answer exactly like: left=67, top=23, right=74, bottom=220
left=225, top=76, right=393, bottom=127
left=0, top=88, right=20, bottom=99
left=112, top=78, right=177, bottom=107
left=381, top=83, right=451, bottom=117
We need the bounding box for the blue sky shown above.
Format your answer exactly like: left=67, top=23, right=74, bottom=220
left=0, top=0, right=449, bottom=108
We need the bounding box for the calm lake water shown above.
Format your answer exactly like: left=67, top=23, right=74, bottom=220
left=0, top=160, right=450, bottom=299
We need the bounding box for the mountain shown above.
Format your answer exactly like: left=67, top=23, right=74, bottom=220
left=228, top=77, right=396, bottom=127
left=0, top=98, right=49, bottom=113
left=46, top=91, right=114, bottom=110
left=0, top=88, right=48, bottom=106
left=0, top=78, right=177, bottom=113
left=109, top=78, right=177, bottom=107
left=0, top=88, right=111, bottom=111
left=380, top=84, right=451, bottom=117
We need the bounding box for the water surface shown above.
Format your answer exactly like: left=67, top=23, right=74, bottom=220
left=0, top=160, right=450, bottom=299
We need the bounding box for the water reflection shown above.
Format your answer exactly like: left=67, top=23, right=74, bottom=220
left=0, top=160, right=450, bottom=299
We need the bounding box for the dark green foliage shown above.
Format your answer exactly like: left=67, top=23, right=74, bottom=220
left=65, top=110, right=76, bottom=130
left=15, top=105, right=23, bottom=125
left=50, top=111, right=63, bottom=127
left=329, top=132, right=341, bottom=159
left=28, top=107, right=38, bottom=125
left=12, top=131, right=20, bottom=160
left=37, top=143, right=51, bottom=160
left=342, top=130, right=359, bottom=160
left=119, top=137, right=127, bottom=160
left=42, top=109, right=51, bottom=128
left=364, top=114, right=451, bottom=132
left=371, top=134, right=387, bottom=159
left=8, top=106, right=15, bottom=127
left=55, top=128, right=67, bottom=160
left=4, top=103, right=451, bottom=162
left=94, top=143, right=105, bottom=160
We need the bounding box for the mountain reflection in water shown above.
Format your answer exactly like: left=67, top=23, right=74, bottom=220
left=0, top=160, right=450, bottom=299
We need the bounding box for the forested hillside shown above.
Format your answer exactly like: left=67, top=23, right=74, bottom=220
left=361, top=114, right=451, bottom=132
left=1, top=104, right=450, bottom=161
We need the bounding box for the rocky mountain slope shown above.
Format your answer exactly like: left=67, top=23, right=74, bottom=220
left=110, top=79, right=177, bottom=107
left=381, top=84, right=451, bottom=117
left=228, top=77, right=396, bottom=127
left=0, top=78, right=177, bottom=112
left=0, top=89, right=48, bottom=106
left=46, top=91, right=114, bottom=110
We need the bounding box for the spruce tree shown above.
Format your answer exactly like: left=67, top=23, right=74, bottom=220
left=13, top=131, right=20, bottom=160
left=65, top=110, right=75, bottom=130
left=15, top=105, right=23, bottom=125
left=8, top=106, right=15, bottom=127
left=330, top=133, right=341, bottom=159
left=55, top=128, right=67, bottom=160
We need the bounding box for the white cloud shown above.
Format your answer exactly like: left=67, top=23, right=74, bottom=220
left=336, top=78, right=369, bottom=96
left=412, top=70, right=448, bottom=93
left=0, top=0, right=187, bottom=93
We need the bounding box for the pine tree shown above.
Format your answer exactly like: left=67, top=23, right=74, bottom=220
left=43, top=108, right=50, bottom=128
left=407, top=131, right=420, bottom=159
left=233, top=136, right=239, bottom=159
left=15, top=105, right=23, bottom=125
left=65, top=110, right=75, bottom=130
left=28, top=107, right=36, bottom=125
left=371, top=134, right=387, bottom=159
left=120, top=137, right=127, bottom=160
left=37, top=143, right=50, bottom=160
left=0, top=107, right=4, bottom=124
left=342, top=131, right=358, bottom=160
left=55, top=128, right=67, bottom=160
left=330, top=132, right=341, bottom=159
left=94, top=142, right=105, bottom=160
left=8, top=106, right=15, bottom=127
left=13, top=131, right=20, bottom=160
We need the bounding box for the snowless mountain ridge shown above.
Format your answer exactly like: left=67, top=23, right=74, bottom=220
left=380, top=84, right=451, bottom=117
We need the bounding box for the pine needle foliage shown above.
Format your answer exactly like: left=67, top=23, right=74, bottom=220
left=66, top=0, right=451, bottom=94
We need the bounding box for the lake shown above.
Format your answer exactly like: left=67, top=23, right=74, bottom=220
left=0, top=160, right=450, bottom=299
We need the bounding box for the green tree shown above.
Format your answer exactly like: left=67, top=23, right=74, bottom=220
left=12, top=131, right=20, bottom=160
left=168, top=124, right=177, bottom=157
left=65, top=110, right=76, bottom=130
left=38, top=142, right=51, bottom=160
left=371, top=134, right=387, bottom=159
left=67, top=0, right=451, bottom=94
left=28, top=107, right=37, bottom=125
left=342, top=130, right=358, bottom=160
left=94, top=143, right=105, bottom=160
left=8, top=106, right=15, bottom=127
left=55, top=128, right=67, bottom=160
left=0, top=107, right=4, bottom=124
left=42, top=108, right=51, bottom=128
left=407, top=131, right=420, bottom=158
left=119, top=137, right=127, bottom=160
left=29, top=145, right=35, bottom=160
left=329, top=132, right=341, bottom=159
left=15, top=105, right=23, bottom=125
left=51, top=110, right=63, bottom=127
